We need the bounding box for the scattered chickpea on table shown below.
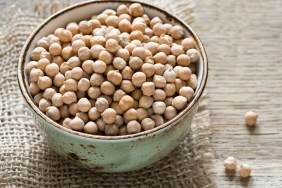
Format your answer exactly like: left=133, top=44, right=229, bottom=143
left=26, top=3, right=200, bottom=136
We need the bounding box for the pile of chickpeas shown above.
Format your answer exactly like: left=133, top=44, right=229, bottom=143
left=26, top=3, right=200, bottom=136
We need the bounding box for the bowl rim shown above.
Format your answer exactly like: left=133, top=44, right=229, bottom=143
left=18, top=0, right=208, bottom=140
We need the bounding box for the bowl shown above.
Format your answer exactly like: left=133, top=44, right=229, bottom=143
left=18, top=0, right=208, bottom=172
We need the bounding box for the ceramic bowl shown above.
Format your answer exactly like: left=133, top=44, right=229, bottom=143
left=18, top=0, right=208, bottom=172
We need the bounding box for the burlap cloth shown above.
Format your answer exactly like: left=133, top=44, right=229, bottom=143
left=0, top=0, right=214, bottom=187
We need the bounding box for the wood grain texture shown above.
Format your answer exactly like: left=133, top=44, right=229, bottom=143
left=194, top=0, right=282, bottom=187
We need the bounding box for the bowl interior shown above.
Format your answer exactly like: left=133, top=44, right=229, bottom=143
left=19, top=0, right=207, bottom=140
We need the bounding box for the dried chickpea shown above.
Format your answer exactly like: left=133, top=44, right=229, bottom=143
left=46, top=106, right=61, bottom=121
left=245, top=111, right=258, bottom=126
left=95, top=97, right=109, bottom=113
left=171, top=25, right=184, bottom=39
left=100, top=81, right=115, bottom=95
left=78, top=47, right=91, bottom=61
left=52, top=93, right=63, bottom=107
left=128, top=3, right=143, bottom=17
left=67, top=103, right=77, bottom=116
left=153, top=89, right=166, bottom=101
left=144, top=42, right=158, bottom=55
left=58, top=105, right=69, bottom=119
left=130, top=30, right=143, bottom=41
left=132, top=72, right=146, bottom=87
left=163, top=68, right=176, bottom=83
left=164, top=106, right=177, bottom=120
left=105, top=39, right=120, bottom=53
left=125, top=43, right=136, bottom=55
left=61, top=46, right=74, bottom=60
left=127, top=120, right=141, bottom=134
left=34, top=93, right=43, bottom=104
left=153, top=23, right=166, bottom=36
left=115, top=49, right=130, bottom=62
left=64, top=79, right=78, bottom=92
left=178, top=67, right=192, bottom=81
left=49, top=43, right=62, bottom=56
left=66, top=56, right=81, bottom=69
left=78, top=20, right=92, bottom=35
left=62, top=117, right=72, bottom=128
left=141, top=82, right=155, bottom=96
left=113, top=90, right=126, bottom=102
left=111, top=102, right=124, bottom=115
left=77, top=78, right=90, bottom=92
left=182, top=38, right=195, bottom=51
left=141, top=118, right=155, bottom=130
left=152, top=101, right=165, bottom=115
left=164, top=83, right=176, bottom=97
left=37, top=37, right=50, bottom=50
left=150, top=17, right=162, bottom=28
left=113, top=57, right=126, bottom=70
left=154, top=63, right=165, bottom=75
left=224, top=156, right=237, bottom=170
left=187, top=48, right=200, bottom=63
left=123, top=108, right=138, bottom=122
left=88, top=107, right=100, bottom=121
left=153, top=75, right=166, bottom=88
left=90, top=36, right=106, bottom=47
left=119, top=95, right=134, bottom=111
left=90, top=73, right=104, bottom=86
left=153, top=52, right=167, bottom=64
left=58, top=29, right=72, bottom=43
left=106, top=70, right=122, bottom=86
left=175, top=78, right=186, bottom=92
left=141, top=63, right=155, bottom=78
left=37, top=76, right=52, bottom=90
left=29, top=82, right=40, bottom=96
left=120, top=66, right=133, bottom=80
left=177, top=54, right=191, bottom=66
left=98, top=51, right=113, bottom=65
left=114, top=115, right=124, bottom=128
left=70, top=67, right=83, bottom=80
left=101, top=108, right=116, bottom=124
left=105, top=15, right=119, bottom=27
left=77, top=98, right=91, bottom=112
left=132, top=21, right=146, bottom=33
left=171, top=45, right=184, bottom=56
left=117, top=5, right=128, bottom=15
left=187, top=74, right=198, bottom=89
left=37, top=58, right=50, bottom=71
left=88, top=86, right=101, bottom=99
left=66, top=22, right=79, bottom=35
left=26, top=61, right=38, bottom=74
left=136, top=108, right=149, bottom=122
left=151, top=114, right=164, bottom=126
left=39, top=98, right=51, bottom=112
left=43, top=88, right=56, bottom=100
left=62, top=91, right=77, bottom=104
left=84, top=121, right=98, bottom=134
left=120, top=80, right=135, bottom=93
left=172, top=96, right=187, bottom=110
left=118, top=19, right=132, bottom=33
left=128, top=56, right=143, bottom=70
left=90, top=45, right=105, bottom=59
left=105, top=124, right=119, bottom=136
left=239, top=163, right=252, bottom=178
left=70, top=117, right=85, bottom=131
left=29, top=69, right=44, bottom=83
left=139, top=95, right=153, bottom=109
left=93, top=60, right=107, bottom=74
left=59, top=85, right=67, bottom=95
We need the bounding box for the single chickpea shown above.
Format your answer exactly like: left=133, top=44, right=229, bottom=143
left=46, top=106, right=60, bottom=121
left=117, top=5, right=128, bottom=15
left=166, top=55, right=176, bottom=67
left=64, top=70, right=72, bottom=80
left=127, top=120, right=141, bottom=134
left=37, top=76, right=52, bottom=90
left=153, top=23, right=167, bottom=36
left=119, top=13, right=132, bottom=22
left=59, top=105, right=70, bottom=119
left=31, top=47, right=47, bottom=61
left=130, top=90, right=141, bottom=101
left=118, top=19, right=132, bottom=33
left=70, top=67, right=83, bottom=81
left=132, top=21, right=146, bottom=33
left=26, top=61, right=38, bottom=74
left=67, top=103, right=77, bottom=116
left=128, top=56, right=143, bottom=70
left=37, top=37, right=50, bottom=50
left=145, top=27, right=153, bottom=38
left=105, top=124, right=119, bottom=136
left=123, top=108, right=138, bottom=122
left=107, top=70, right=122, bottom=86
left=101, top=94, right=114, bottom=105
left=78, top=20, right=93, bottom=35
left=40, top=52, right=52, bottom=62
left=105, top=15, right=119, bottom=27
left=62, top=117, right=72, bottom=128
left=125, top=43, right=136, bottom=55
left=157, top=44, right=170, bottom=55
left=83, top=121, right=98, bottom=134
left=69, top=117, right=85, bottom=131
left=115, top=115, right=124, bottom=127
left=59, top=85, right=67, bottom=95
left=62, top=91, right=77, bottom=104
left=81, top=60, right=94, bottom=75
left=105, top=32, right=120, bottom=43
left=58, top=29, right=72, bottom=43
left=150, top=36, right=159, bottom=43
left=171, top=45, right=184, bottom=56
left=71, top=39, right=85, bottom=54
left=154, top=63, right=165, bottom=75
left=119, top=95, right=134, bottom=111
left=43, top=88, right=56, bottom=100
left=90, top=45, right=105, bottom=59
left=29, top=82, right=40, bottom=96
left=103, top=9, right=116, bottom=16
left=66, top=22, right=79, bottom=35
left=97, top=51, right=112, bottom=65
left=170, top=25, right=184, bottom=39
left=159, top=35, right=173, bottom=46
left=95, top=118, right=104, bottom=132
left=29, top=69, right=44, bottom=83
left=172, top=96, right=187, bottom=110
left=112, top=57, right=126, bottom=70
left=97, top=13, right=108, bottom=24
left=51, top=93, right=63, bottom=107
left=131, top=72, right=146, bottom=87
left=163, top=68, right=177, bottom=83
left=113, top=89, right=126, bottom=102
left=164, top=83, right=176, bottom=97
left=61, top=46, right=74, bottom=60
left=150, top=114, right=164, bottom=126
left=187, top=74, right=198, bottom=89
left=178, top=67, right=192, bottom=81
left=92, top=60, right=107, bottom=74
left=105, top=39, right=120, bottom=53
left=49, top=43, right=62, bottom=56
left=130, top=30, right=143, bottom=41
left=64, top=79, right=78, bottom=92
left=39, top=98, right=51, bottom=112
left=115, top=49, right=130, bottom=62
left=52, top=56, right=64, bottom=67
left=175, top=78, right=186, bottom=92
left=92, top=27, right=106, bottom=37
left=90, top=36, right=106, bottom=47
left=82, top=35, right=92, bottom=48
left=121, top=66, right=134, bottom=80
left=90, top=73, right=104, bottom=87
left=141, top=82, right=155, bottom=96
left=95, top=97, right=109, bottom=113
left=153, top=52, right=167, bottom=64
left=224, top=156, right=237, bottom=170
left=150, top=17, right=162, bottom=28
left=37, top=58, right=50, bottom=71
left=120, top=80, right=135, bottom=93
left=111, top=102, right=124, bottom=115
left=88, top=86, right=101, bottom=100
left=239, top=163, right=252, bottom=178
left=245, top=111, right=258, bottom=126
left=78, top=47, right=91, bottom=61
left=164, top=106, right=177, bottom=120
left=153, top=89, right=166, bottom=101
left=139, top=95, right=153, bottom=109
left=144, top=42, right=158, bottom=55
left=152, top=101, right=166, bottom=115
left=182, top=38, right=195, bottom=50
left=77, top=78, right=90, bottom=92
left=101, top=108, right=116, bottom=124
left=141, top=118, right=155, bottom=131
left=187, top=48, right=200, bottom=63
left=89, top=19, right=101, bottom=29
left=77, top=98, right=91, bottom=113
left=141, top=63, right=155, bottom=78
left=176, top=54, right=191, bottom=67
left=153, top=75, right=166, bottom=88
left=88, top=107, right=100, bottom=121
left=136, top=108, right=149, bottom=122
left=131, top=47, right=146, bottom=60
left=66, top=56, right=81, bottom=69
left=34, top=93, right=43, bottom=104
left=100, top=81, right=115, bottom=95
left=128, top=3, right=143, bottom=17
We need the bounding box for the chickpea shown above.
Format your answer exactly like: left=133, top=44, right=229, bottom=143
left=67, top=103, right=77, bottom=116
left=141, top=82, right=155, bottom=96
left=77, top=78, right=90, bottom=92
left=152, top=101, right=165, bottom=114
left=46, top=106, right=60, bottom=121
left=132, top=72, right=146, bottom=87
left=178, top=67, right=192, bottom=81
left=89, top=19, right=101, bottom=29
left=224, top=156, right=237, bottom=170
left=145, top=27, right=153, bottom=38
left=141, top=118, right=155, bottom=130
left=163, top=68, right=176, bottom=83
left=101, top=108, right=116, bottom=124
left=151, top=114, right=164, bottom=126
left=81, top=60, right=94, bottom=75
left=37, top=37, right=50, bottom=50
left=120, top=80, right=134, bottom=93
left=128, top=3, right=143, bottom=17
left=131, top=47, right=146, bottom=61
left=77, top=47, right=91, bottom=61
left=59, top=85, right=67, bottom=95
left=127, top=120, right=141, bottom=134
left=157, top=44, right=170, bottom=55
left=123, top=108, right=138, bottom=122
left=139, top=95, right=153, bottom=109
left=105, top=124, right=119, bottom=136
left=65, top=71, right=72, bottom=80
left=159, top=35, right=173, bottom=46
left=88, top=86, right=101, bottom=99
left=135, top=108, right=148, bottom=122
left=77, top=98, right=91, bottom=112
left=153, top=52, right=167, bottom=64
left=154, top=63, right=165, bottom=75
left=164, top=106, right=177, bottom=120
left=39, top=98, right=51, bottom=112
left=119, top=95, right=134, bottom=111
left=66, top=56, right=81, bottom=69
left=29, top=82, right=40, bottom=96
left=62, top=117, right=72, bottom=128
left=115, top=49, right=129, bottom=62
left=31, top=47, right=47, bottom=61
left=62, top=91, right=77, bottom=104
left=91, top=60, right=107, bottom=74
left=34, top=93, right=43, bottom=104
left=187, top=74, right=198, bottom=89
left=51, top=93, right=63, bottom=107
left=152, top=75, right=165, bottom=88
left=174, top=79, right=185, bottom=92
left=51, top=56, right=63, bottom=68
left=37, top=76, right=52, bottom=90
left=107, top=70, right=122, bottom=85
left=176, top=54, right=191, bottom=67
left=111, top=102, right=124, bottom=115
left=105, top=39, right=120, bottom=53
left=239, top=163, right=252, bottom=178
left=69, top=67, right=83, bottom=81
left=144, top=42, right=158, bottom=55
left=141, top=63, right=155, bottom=78
left=171, top=25, right=184, bottom=40
left=113, top=57, right=127, bottom=70
left=37, top=58, right=50, bottom=71
left=95, top=97, right=109, bottom=113
left=99, top=81, right=115, bottom=95
left=58, top=105, right=69, bottom=119
left=153, top=23, right=166, bottom=36
left=125, top=43, right=136, bottom=55
left=113, top=89, right=126, bottom=102
left=90, top=73, right=104, bottom=86
left=117, top=5, right=128, bottom=15
left=132, top=21, right=146, bottom=34
left=164, top=83, right=176, bottom=97
left=90, top=36, right=106, bottom=47
left=64, top=79, right=78, bottom=92
left=118, top=19, right=132, bottom=33
left=121, top=66, right=134, bottom=80
left=90, top=45, right=105, bottom=59
left=78, top=20, right=92, bottom=35
left=172, top=96, right=187, bottom=110
left=83, top=121, right=98, bottom=134
left=69, top=117, right=84, bottom=131
left=245, top=111, right=258, bottom=126
left=150, top=17, right=162, bottom=28
left=66, top=22, right=79, bottom=35
left=115, top=115, right=124, bottom=128
left=167, top=55, right=177, bottom=67
left=88, top=107, right=100, bottom=121
left=43, top=88, right=56, bottom=100
left=29, top=69, right=44, bottom=83
left=186, top=48, right=200, bottom=63
left=61, top=46, right=73, bottom=60
left=26, top=61, right=38, bottom=74
left=49, top=43, right=62, bottom=56
left=182, top=38, right=195, bottom=50
left=153, top=89, right=166, bottom=101
left=98, top=51, right=113, bottom=65
left=171, top=45, right=184, bottom=56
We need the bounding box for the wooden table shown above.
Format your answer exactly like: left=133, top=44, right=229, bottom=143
left=194, top=0, right=282, bottom=187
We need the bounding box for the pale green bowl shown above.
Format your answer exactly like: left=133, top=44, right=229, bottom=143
left=18, top=0, right=208, bottom=172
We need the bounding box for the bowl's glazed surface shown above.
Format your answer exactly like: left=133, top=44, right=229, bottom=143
left=18, top=0, right=208, bottom=172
